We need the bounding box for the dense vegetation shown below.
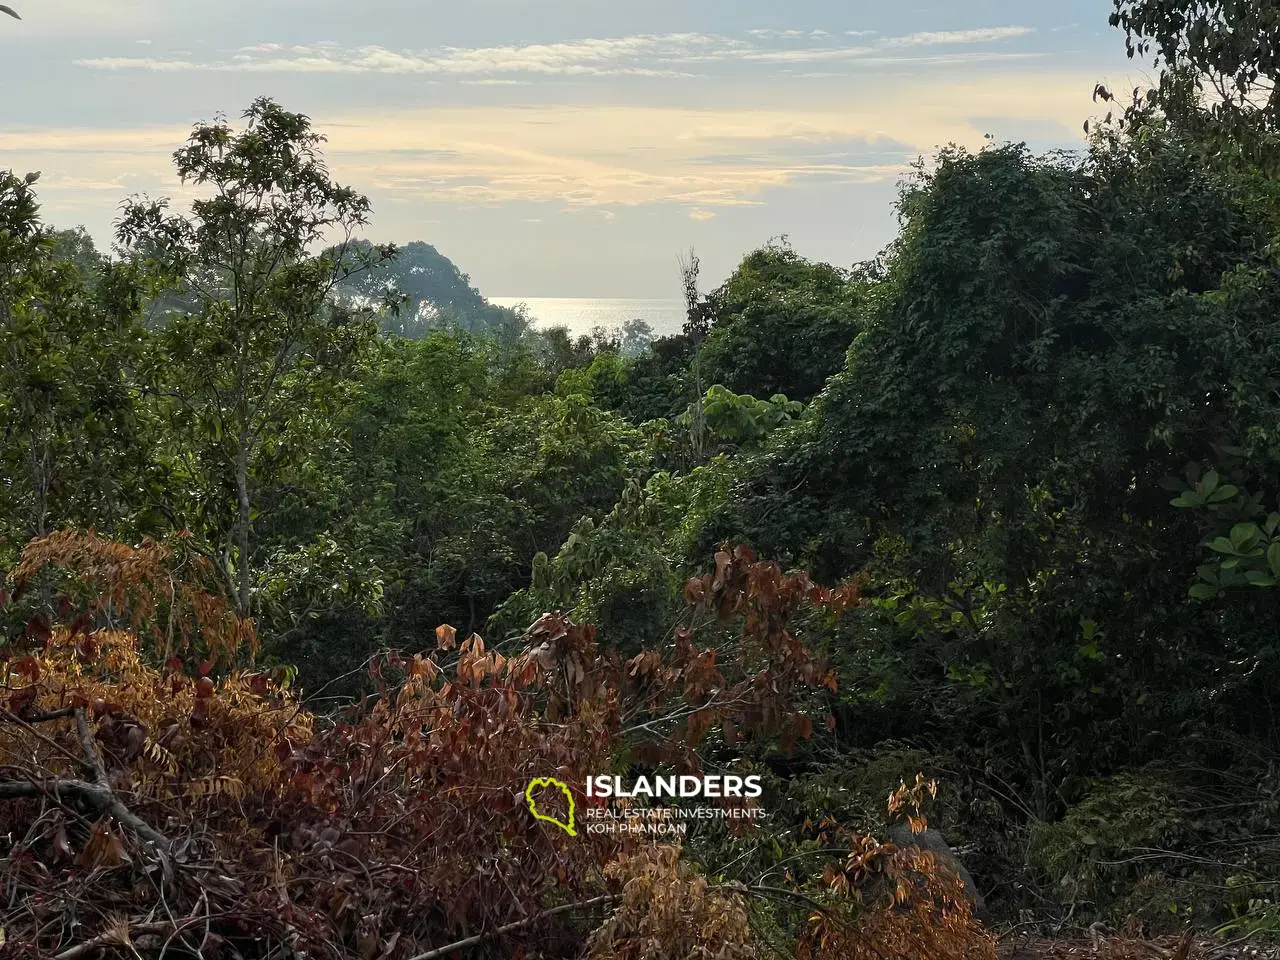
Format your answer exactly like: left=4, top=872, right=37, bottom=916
left=5, top=2, right=1280, bottom=956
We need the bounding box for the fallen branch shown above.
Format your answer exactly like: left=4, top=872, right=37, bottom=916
left=0, top=706, right=78, bottom=723
left=52, top=918, right=205, bottom=960
left=0, top=777, right=169, bottom=850
left=405, top=894, right=619, bottom=960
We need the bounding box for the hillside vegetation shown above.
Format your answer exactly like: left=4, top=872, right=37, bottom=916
left=3, top=1, right=1280, bottom=956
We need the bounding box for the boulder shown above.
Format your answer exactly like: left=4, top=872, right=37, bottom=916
left=888, top=822, right=987, bottom=918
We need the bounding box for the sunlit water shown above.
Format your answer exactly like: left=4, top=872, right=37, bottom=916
left=490, top=298, right=686, bottom=339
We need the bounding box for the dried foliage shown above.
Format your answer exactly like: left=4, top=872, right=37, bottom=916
left=587, top=845, right=759, bottom=960
left=9, top=529, right=257, bottom=663
left=0, top=533, right=992, bottom=958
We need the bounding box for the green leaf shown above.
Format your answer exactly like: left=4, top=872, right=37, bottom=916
left=1230, top=523, right=1261, bottom=550
left=1189, top=583, right=1220, bottom=599
left=1269, top=542, right=1280, bottom=579
left=1206, top=484, right=1239, bottom=503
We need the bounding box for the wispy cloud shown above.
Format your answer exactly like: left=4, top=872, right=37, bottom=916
left=77, top=57, right=196, bottom=71
left=882, top=26, right=1035, bottom=47
left=74, top=25, right=1038, bottom=79
left=3, top=70, right=1099, bottom=217
left=77, top=34, right=722, bottom=78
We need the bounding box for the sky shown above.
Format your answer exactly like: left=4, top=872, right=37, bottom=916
left=0, top=0, right=1154, bottom=298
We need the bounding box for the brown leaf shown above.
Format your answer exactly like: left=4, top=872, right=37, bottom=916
left=722, top=718, right=739, bottom=745
left=435, top=624, right=457, bottom=651
left=77, top=817, right=128, bottom=869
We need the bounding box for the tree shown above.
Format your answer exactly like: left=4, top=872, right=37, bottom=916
left=0, top=172, right=151, bottom=554
left=1110, top=0, right=1280, bottom=168
left=700, top=241, right=863, bottom=402
left=115, top=97, right=394, bottom=619
left=679, top=249, right=710, bottom=460
left=716, top=137, right=1280, bottom=831
left=618, top=318, right=655, bottom=357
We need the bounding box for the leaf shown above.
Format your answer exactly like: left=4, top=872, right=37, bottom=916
left=435, top=624, right=457, bottom=651
left=1268, top=541, right=1280, bottom=579
left=1230, top=523, right=1259, bottom=549
left=1207, top=537, right=1238, bottom=554
left=1189, top=583, right=1219, bottom=599
left=722, top=718, right=738, bottom=745
left=1206, top=484, right=1238, bottom=503
left=77, top=817, right=128, bottom=869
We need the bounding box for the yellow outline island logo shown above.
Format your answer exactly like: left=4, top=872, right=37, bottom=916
left=525, top=776, right=577, bottom=836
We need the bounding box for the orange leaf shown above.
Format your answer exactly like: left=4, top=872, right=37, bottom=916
left=435, top=624, right=457, bottom=651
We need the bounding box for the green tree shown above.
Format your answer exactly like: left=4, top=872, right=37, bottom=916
left=0, top=172, right=151, bottom=554
left=712, top=137, right=1280, bottom=828
left=115, top=97, right=394, bottom=618
left=700, top=241, right=864, bottom=402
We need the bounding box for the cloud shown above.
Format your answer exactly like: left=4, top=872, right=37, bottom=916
left=76, top=57, right=196, bottom=71
left=78, top=34, right=723, bottom=78
left=689, top=208, right=717, bottom=220
left=73, top=25, right=1038, bottom=79
left=882, top=26, right=1035, bottom=48
left=2, top=66, right=1103, bottom=222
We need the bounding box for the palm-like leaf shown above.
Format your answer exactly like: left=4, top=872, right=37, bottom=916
left=0, top=5, right=20, bottom=19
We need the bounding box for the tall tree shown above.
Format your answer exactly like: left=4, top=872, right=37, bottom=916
left=116, top=98, right=394, bottom=618
left=678, top=249, right=710, bottom=461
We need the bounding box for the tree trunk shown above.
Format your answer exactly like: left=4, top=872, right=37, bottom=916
left=234, top=439, right=252, bottom=618
left=27, top=417, right=51, bottom=539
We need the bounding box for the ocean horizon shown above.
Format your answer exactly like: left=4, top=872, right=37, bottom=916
left=490, top=297, right=686, bottom=339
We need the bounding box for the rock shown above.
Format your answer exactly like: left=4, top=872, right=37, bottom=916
left=888, top=822, right=987, bottom=918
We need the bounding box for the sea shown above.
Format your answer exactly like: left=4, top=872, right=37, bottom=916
left=490, top=297, right=687, bottom=339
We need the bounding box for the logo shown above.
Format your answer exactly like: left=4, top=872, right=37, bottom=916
left=525, top=777, right=577, bottom=836
left=526, top=774, right=769, bottom=838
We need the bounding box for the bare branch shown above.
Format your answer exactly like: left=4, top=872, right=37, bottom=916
left=405, top=894, right=619, bottom=960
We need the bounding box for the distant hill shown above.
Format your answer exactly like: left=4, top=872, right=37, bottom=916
left=335, top=240, right=529, bottom=339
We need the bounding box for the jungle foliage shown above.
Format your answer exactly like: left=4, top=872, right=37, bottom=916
left=5, top=3, right=1280, bottom=953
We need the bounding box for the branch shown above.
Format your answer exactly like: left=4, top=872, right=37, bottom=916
left=74, top=707, right=108, bottom=784
left=0, top=777, right=170, bottom=851
left=405, top=894, right=618, bottom=960
left=0, top=709, right=94, bottom=774
left=0, top=706, right=76, bottom=723
left=53, top=919, right=205, bottom=960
